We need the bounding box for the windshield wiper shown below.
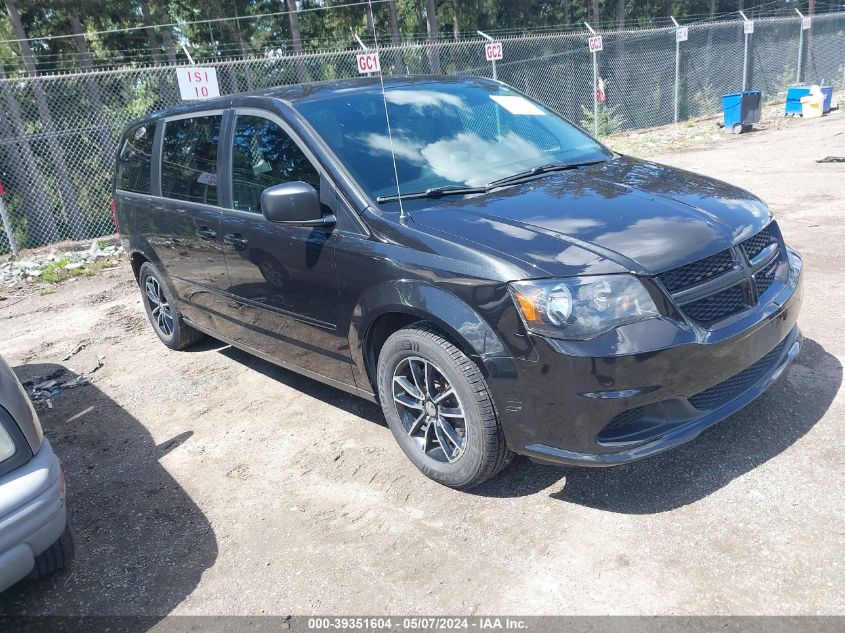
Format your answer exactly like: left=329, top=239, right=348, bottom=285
left=376, top=185, right=488, bottom=204
left=486, top=160, right=607, bottom=188
left=374, top=159, right=608, bottom=204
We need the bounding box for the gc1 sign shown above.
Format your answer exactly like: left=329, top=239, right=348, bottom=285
left=484, top=42, right=503, bottom=61
left=177, top=68, right=220, bottom=101
left=675, top=26, right=688, bottom=43
left=588, top=35, right=603, bottom=53
left=356, top=52, right=381, bottom=74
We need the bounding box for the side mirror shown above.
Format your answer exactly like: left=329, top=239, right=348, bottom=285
left=260, top=181, right=335, bottom=227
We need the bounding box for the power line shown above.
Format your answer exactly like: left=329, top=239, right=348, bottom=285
left=0, top=0, right=390, bottom=45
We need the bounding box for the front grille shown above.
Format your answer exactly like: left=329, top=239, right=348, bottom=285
left=688, top=337, right=789, bottom=410
left=682, top=284, right=747, bottom=325
left=755, top=258, right=779, bottom=297
left=657, top=223, right=783, bottom=327
left=657, top=249, right=734, bottom=293
left=741, top=224, right=777, bottom=261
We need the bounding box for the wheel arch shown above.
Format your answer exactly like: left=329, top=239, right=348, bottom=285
left=350, top=280, right=511, bottom=394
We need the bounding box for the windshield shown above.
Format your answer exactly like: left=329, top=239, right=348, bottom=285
left=295, top=79, right=612, bottom=209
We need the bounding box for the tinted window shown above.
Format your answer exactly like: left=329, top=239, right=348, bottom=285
left=231, top=115, right=320, bottom=214
left=116, top=123, right=156, bottom=194
left=161, top=115, right=222, bottom=205
left=295, top=81, right=612, bottom=209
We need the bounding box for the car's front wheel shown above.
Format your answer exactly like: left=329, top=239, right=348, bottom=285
left=138, top=262, right=204, bottom=350
left=377, top=324, right=512, bottom=489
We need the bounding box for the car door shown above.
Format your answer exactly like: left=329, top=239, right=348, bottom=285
left=153, top=112, right=230, bottom=333
left=218, top=109, right=353, bottom=386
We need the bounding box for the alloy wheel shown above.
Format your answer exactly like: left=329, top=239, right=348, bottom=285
left=392, top=356, right=468, bottom=463
left=144, top=276, right=174, bottom=338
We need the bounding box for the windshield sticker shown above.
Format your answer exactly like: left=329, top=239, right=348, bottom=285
left=490, top=95, right=546, bottom=116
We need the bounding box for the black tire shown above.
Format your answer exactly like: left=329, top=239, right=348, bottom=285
left=377, top=324, right=512, bottom=489
left=138, top=262, right=204, bottom=350
left=27, top=523, right=74, bottom=581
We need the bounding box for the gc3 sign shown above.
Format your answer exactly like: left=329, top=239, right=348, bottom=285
left=588, top=35, right=603, bottom=53
left=356, top=52, right=381, bottom=74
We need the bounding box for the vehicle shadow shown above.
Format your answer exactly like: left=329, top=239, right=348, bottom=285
left=218, top=346, right=386, bottom=426
left=472, top=338, right=841, bottom=513
left=0, top=364, right=217, bottom=623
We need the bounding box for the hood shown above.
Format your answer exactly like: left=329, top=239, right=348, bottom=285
left=410, top=156, right=773, bottom=277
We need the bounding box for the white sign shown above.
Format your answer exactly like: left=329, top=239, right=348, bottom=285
left=744, top=20, right=754, bottom=34
left=802, top=16, right=811, bottom=30
left=356, top=52, right=381, bottom=74
left=490, top=95, right=546, bottom=116
left=177, top=68, right=219, bottom=101
left=588, top=35, right=603, bottom=53
left=675, top=26, right=688, bottom=43
left=484, top=42, right=503, bottom=61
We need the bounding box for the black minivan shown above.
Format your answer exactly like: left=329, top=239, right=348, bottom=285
left=113, top=76, right=803, bottom=488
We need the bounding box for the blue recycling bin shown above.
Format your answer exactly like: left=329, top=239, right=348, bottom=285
left=786, top=86, right=811, bottom=116
left=722, top=90, right=762, bottom=133
left=820, top=86, right=833, bottom=113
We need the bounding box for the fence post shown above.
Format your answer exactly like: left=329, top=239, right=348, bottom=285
left=671, top=16, right=684, bottom=124
left=585, top=22, right=599, bottom=138
left=0, top=186, right=18, bottom=257
left=795, top=9, right=805, bottom=84
left=739, top=12, right=750, bottom=92
left=477, top=31, right=498, bottom=81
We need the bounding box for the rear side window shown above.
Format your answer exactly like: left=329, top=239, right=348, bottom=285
left=116, top=123, right=156, bottom=194
left=161, top=115, right=222, bottom=205
left=231, top=115, right=320, bottom=214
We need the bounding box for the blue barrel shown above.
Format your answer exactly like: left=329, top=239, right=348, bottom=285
left=722, top=91, right=762, bottom=131
left=820, top=86, right=833, bottom=113
left=786, top=86, right=811, bottom=115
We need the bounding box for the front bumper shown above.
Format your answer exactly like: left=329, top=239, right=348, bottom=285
left=0, top=438, right=67, bottom=592
left=488, top=257, right=803, bottom=467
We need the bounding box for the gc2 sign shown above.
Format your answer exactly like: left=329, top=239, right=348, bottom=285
left=356, top=52, right=381, bottom=74
left=675, top=26, right=688, bottom=43
left=588, top=35, right=603, bottom=53
left=744, top=20, right=755, bottom=34
left=802, top=16, right=811, bottom=30
left=484, top=42, right=503, bottom=61
left=177, top=68, right=220, bottom=101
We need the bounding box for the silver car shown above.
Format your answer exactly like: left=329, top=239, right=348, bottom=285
left=0, top=354, right=72, bottom=592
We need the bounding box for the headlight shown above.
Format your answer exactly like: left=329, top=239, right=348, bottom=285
left=0, top=423, right=15, bottom=463
left=509, top=275, right=659, bottom=340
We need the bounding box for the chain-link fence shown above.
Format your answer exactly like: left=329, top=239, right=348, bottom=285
left=0, top=13, right=843, bottom=255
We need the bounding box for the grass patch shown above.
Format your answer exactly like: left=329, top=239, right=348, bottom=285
left=40, top=257, right=70, bottom=283
left=40, top=257, right=120, bottom=284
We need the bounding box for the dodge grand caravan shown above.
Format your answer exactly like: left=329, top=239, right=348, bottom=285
left=113, top=76, right=802, bottom=488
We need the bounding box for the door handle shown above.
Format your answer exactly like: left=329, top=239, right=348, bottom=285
left=195, top=227, right=217, bottom=240
left=223, top=233, right=249, bottom=250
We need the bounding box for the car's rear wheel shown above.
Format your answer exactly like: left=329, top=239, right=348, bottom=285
left=27, top=523, right=74, bottom=581
left=377, top=324, right=512, bottom=489
left=138, top=262, right=204, bottom=350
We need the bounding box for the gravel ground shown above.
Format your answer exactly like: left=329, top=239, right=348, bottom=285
left=0, top=111, right=843, bottom=617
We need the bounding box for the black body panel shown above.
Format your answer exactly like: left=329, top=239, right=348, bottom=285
left=113, top=76, right=803, bottom=466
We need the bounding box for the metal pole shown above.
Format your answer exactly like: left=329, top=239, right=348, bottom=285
left=592, top=51, right=598, bottom=137
left=671, top=17, right=681, bottom=124
left=796, top=9, right=805, bottom=84
left=0, top=197, right=18, bottom=257
left=477, top=31, right=498, bottom=81
left=742, top=33, right=749, bottom=92
left=739, top=11, right=749, bottom=92
left=585, top=22, right=599, bottom=137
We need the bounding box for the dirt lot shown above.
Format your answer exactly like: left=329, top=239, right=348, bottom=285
left=0, top=112, right=843, bottom=617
